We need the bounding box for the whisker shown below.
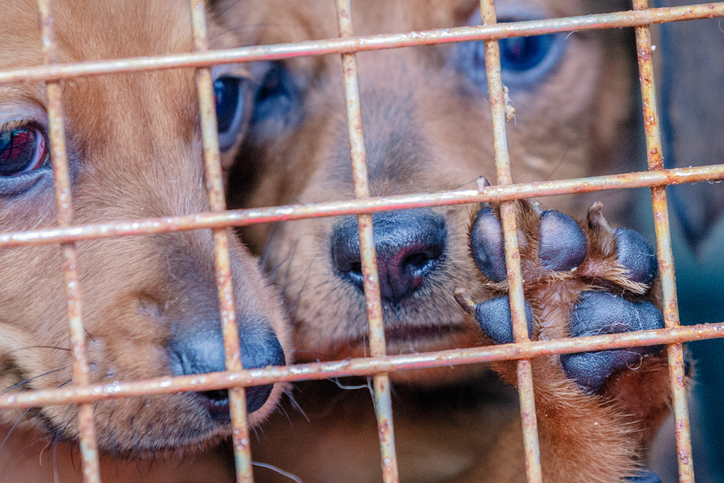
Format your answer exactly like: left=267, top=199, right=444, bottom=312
left=0, top=406, right=32, bottom=454
left=5, top=346, right=71, bottom=355
left=327, top=377, right=369, bottom=391
left=252, top=461, right=304, bottom=483
left=2, top=368, right=65, bottom=394
left=285, top=392, right=308, bottom=423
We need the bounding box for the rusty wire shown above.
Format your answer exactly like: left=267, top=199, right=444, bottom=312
left=36, top=0, right=101, bottom=480
left=632, top=0, right=694, bottom=479
left=0, top=165, right=720, bottom=249
left=2, top=321, right=723, bottom=410
left=335, top=0, right=399, bottom=480
left=189, top=1, right=254, bottom=481
left=1, top=1, right=723, bottom=482
left=479, top=0, right=542, bottom=480
left=1, top=4, right=724, bottom=85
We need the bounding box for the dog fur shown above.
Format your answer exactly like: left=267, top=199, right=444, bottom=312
left=0, top=0, right=290, bottom=481
left=217, top=0, right=673, bottom=481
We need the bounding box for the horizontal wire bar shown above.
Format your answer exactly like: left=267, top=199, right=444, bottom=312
left=2, top=321, right=722, bottom=409
left=1, top=164, right=721, bottom=248
left=0, top=4, right=723, bottom=85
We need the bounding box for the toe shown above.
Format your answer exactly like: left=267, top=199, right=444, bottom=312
left=568, top=292, right=663, bottom=338
left=561, top=291, right=665, bottom=392
left=470, top=206, right=507, bottom=282
left=538, top=210, right=587, bottom=272
left=614, top=227, right=658, bottom=286
left=560, top=351, right=621, bottom=393
left=475, top=295, right=534, bottom=344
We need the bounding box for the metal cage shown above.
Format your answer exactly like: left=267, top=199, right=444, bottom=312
left=1, top=1, right=724, bottom=482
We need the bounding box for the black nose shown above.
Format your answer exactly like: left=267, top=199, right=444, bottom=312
left=331, top=209, right=446, bottom=305
left=170, top=322, right=285, bottom=420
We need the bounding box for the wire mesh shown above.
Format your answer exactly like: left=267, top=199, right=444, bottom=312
left=0, top=1, right=723, bottom=482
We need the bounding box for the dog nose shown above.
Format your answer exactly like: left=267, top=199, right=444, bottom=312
left=170, top=322, right=285, bottom=419
left=331, top=209, right=446, bottom=305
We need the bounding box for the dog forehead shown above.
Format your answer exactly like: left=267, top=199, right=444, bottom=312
left=224, top=0, right=598, bottom=44
left=0, top=0, right=234, bottom=67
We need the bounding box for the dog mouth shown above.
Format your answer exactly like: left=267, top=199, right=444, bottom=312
left=196, top=384, right=275, bottom=422
left=384, top=323, right=467, bottom=343
left=339, top=322, right=472, bottom=353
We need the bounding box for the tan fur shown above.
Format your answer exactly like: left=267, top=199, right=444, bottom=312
left=217, top=0, right=674, bottom=481
left=0, top=1, right=290, bottom=481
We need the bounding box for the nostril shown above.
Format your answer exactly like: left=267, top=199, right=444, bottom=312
left=403, top=250, right=439, bottom=276
left=199, top=389, right=230, bottom=420
left=203, top=389, right=229, bottom=402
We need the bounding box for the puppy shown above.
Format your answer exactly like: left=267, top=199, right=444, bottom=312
left=0, top=0, right=289, bottom=481
left=219, top=0, right=673, bottom=481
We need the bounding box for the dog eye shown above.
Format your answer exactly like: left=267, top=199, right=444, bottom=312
left=0, top=124, right=50, bottom=177
left=455, top=15, right=565, bottom=89
left=213, top=76, right=246, bottom=151
left=248, top=62, right=302, bottom=140
left=498, top=33, right=555, bottom=73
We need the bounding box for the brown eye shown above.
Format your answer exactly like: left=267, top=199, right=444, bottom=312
left=0, top=125, right=50, bottom=177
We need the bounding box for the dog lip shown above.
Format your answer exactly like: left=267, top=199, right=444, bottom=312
left=344, top=323, right=467, bottom=347
left=384, top=323, right=466, bottom=342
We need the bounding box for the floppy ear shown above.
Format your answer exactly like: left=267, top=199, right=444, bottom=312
left=657, top=0, right=724, bottom=253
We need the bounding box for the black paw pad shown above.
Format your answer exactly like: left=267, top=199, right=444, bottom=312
left=538, top=210, right=587, bottom=271
left=626, top=470, right=662, bottom=483
left=475, top=295, right=534, bottom=344
left=560, top=291, right=665, bottom=392
left=470, top=206, right=507, bottom=282
left=614, top=227, right=658, bottom=285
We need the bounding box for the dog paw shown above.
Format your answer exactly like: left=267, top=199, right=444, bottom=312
left=458, top=200, right=664, bottom=394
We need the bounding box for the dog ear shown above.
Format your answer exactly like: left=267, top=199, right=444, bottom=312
left=657, top=0, right=724, bottom=253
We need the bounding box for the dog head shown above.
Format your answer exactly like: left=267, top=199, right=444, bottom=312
left=0, top=0, right=290, bottom=454
left=221, top=0, right=633, bottom=381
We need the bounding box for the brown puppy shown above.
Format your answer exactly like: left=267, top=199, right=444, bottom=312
left=219, top=0, right=671, bottom=481
left=0, top=0, right=289, bottom=481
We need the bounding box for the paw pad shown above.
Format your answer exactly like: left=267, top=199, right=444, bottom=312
left=561, top=291, right=664, bottom=392
left=474, top=295, right=534, bottom=344
left=538, top=210, right=586, bottom=271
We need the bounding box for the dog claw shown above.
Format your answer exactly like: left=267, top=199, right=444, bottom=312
left=529, top=199, right=545, bottom=216
left=587, top=201, right=612, bottom=232
left=476, top=176, right=491, bottom=191
left=454, top=288, right=477, bottom=314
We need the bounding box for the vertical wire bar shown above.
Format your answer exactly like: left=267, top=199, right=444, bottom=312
left=631, top=1, right=694, bottom=480
left=335, top=1, right=399, bottom=481
left=36, top=1, right=101, bottom=482
left=479, top=1, right=542, bottom=481
left=188, top=2, right=253, bottom=482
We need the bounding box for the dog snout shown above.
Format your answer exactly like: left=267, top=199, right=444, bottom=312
left=331, top=209, right=446, bottom=305
left=170, top=320, right=286, bottom=418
